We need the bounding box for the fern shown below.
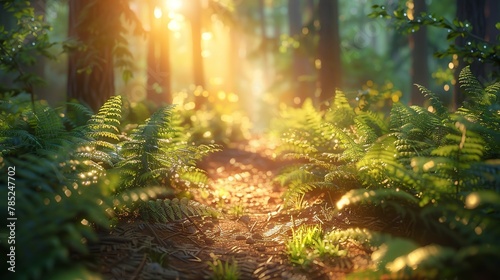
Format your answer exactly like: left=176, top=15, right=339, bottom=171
left=63, top=101, right=94, bottom=129
left=416, top=84, right=448, bottom=118
left=117, top=105, right=218, bottom=192
left=0, top=95, right=217, bottom=279
left=0, top=139, right=111, bottom=280
left=139, top=197, right=220, bottom=222
left=455, top=67, right=500, bottom=158
left=274, top=69, right=500, bottom=278
left=336, top=188, right=419, bottom=210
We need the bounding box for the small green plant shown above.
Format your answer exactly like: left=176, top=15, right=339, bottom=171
left=228, top=203, right=246, bottom=218
left=207, top=254, right=240, bottom=280
left=287, top=225, right=346, bottom=268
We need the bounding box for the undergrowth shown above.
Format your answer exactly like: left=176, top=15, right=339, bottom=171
left=0, top=94, right=218, bottom=279
left=275, top=67, right=500, bottom=279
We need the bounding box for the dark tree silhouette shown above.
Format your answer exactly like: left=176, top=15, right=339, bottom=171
left=453, top=0, right=499, bottom=108
left=67, top=0, right=116, bottom=111
left=288, top=0, right=312, bottom=107
left=317, top=0, right=341, bottom=109
left=410, top=0, right=429, bottom=106
left=67, top=0, right=142, bottom=111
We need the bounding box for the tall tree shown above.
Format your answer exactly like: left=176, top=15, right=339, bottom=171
left=258, top=0, right=270, bottom=86
left=409, top=0, right=429, bottom=106
left=187, top=0, right=205, bottom=108
left=147, top=1, right=172, bottom=105
left=288, top=0, right=311, bottom=106
left=67, top=0, right=116, bottom=111
left=453, top=0, right=488, bottom=108
left=67, top=0, right=141, bottom=111
left=484, top=0, right=500, bottom=80
left=190, top=0, right=204, bottom=88
left=317, top=0, right=342, bottom=109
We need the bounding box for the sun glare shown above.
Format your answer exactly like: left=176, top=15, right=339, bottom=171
left=202, top=31, right=213, bottom=41
left=168, top=20, right=181, bottom=31
left=166, top=0, right=182, bottom=11
left=154, top=6, right=163, bottom=19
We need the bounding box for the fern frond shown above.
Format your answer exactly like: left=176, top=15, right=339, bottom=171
left=459, top=66, right=485, bottom=106
left=336, top=188, right=419, bottom=210
left=85, top=95, right=122, bottom=145
left=33, top=104, right=65, bottom=142
left=117, top=105, right=217, bottom=191
left=64, top=101, right=94, bottom=128
left=354, top=111, right=388, bottom=144
left=358, top=136, right=423, bottom=192
left=139, top=197, right=219, bottom=222
left=325, top=90, right=356, bottom=127
left=177, top=167, right=209, bottom=186
left=416, top=84, right=448, bottom=118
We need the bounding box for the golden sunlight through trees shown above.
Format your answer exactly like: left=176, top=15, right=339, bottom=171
left=3, top=1, right=500, bottom=279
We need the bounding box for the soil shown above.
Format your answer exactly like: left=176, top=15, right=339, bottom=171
left=90, top=136, right=374, bottom=279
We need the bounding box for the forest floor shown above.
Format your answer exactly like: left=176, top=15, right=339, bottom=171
left=90, top=136, right=375, bottom=279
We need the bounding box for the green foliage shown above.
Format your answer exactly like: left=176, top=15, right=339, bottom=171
left=0, top=1, right=55, bottom=93
left=139, top=197, right=219, bottom=223
left=274, top=93, right=386, bottom=208
left=208, top=255, right=240, bottom=280
left=62, top=0, right=145, bottom=83
left=116, top=105, right=218, bottom=192
left=286, top=225, right=347, bottom=268
left=370, top=4, right=500, bottom=80
left=172, top=89, right=251, bottom=145
left=0, top=101, right=114, bottom=279
left=274, top=67, right=500, bottom=278
left=0, top=94, right=216, bottom=279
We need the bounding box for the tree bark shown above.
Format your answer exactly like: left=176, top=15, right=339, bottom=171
left=317, top=0, right=342, bottom=109
left=67, top=0, right=116, bottom=112
left=484, top=0, right=500, bottom=81
left=288, top=0, right=311, bottom=107
left=409, top=0, right=429, bottom=106
left=189, top=0, right=205, bottom=108
left=191, top=0, right=204, bottom=87
left=147, top=2, right=172, bottom=105
left=258, top=0, right=269, bottom=86
left=453, top=0, right=486, bottom=109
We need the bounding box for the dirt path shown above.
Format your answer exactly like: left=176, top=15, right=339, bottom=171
left=91, top=137, right=372, bottom=279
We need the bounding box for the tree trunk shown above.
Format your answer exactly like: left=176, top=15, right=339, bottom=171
left=189, top=0, right=205, bottom=108
left=288, top=0, right=311, bottom=107
left=317, top=0, right=342, bottom=109
left=190, top=0, right=204, bottom=87
left=67, top=0, right=116, bottom=112
left=147, top=2, right=172, bottom=105
left=409, top=0, right=429, bottom=106
left=453, top=0, right=486, bottom=109
left=485, top=0, right=500, bottom=81
left=258, top=0, right=269, bottom=85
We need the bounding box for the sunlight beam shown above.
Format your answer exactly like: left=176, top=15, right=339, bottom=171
left=154, top=6, right=163, bottom=19
left=166, top=0, right=182, bottom=11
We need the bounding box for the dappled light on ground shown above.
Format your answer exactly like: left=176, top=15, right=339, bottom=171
left=91, top=136, right=374, bottom=279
